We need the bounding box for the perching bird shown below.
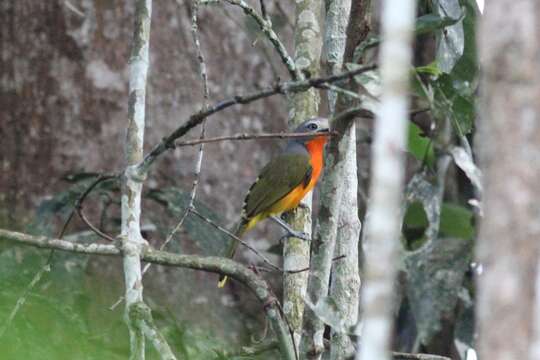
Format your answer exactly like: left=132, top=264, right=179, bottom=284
left=218, top=117, right=330, bottom=287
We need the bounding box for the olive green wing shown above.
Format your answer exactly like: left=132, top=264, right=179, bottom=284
left=243, top=153, right=312, bottom=219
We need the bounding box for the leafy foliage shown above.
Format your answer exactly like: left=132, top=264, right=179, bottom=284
left=396, top=0, right=480, bottom=355
left=1, top=174, right=264, bottom=359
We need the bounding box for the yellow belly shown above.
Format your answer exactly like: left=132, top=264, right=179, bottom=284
left=243, top=184, right=312, bottom=233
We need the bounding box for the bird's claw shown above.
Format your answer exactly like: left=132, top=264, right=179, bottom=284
left=280, top=230, right=311, bottom=242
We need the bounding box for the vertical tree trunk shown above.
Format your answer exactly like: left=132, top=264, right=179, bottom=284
left=122, top=0, right=152, bottom=358
left=476, top=1, right=540, bottom=359
left=301, top=0, right=370, bottom=358
left=327, top=2, right=370, bottom=358
left=357, top=0, right=416, bottom=359
left=283, top=0, right=323, bottom=350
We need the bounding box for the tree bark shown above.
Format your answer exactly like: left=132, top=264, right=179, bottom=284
left=357, top=0, right=416, bottom=359
left=283, top=0, right=323, bottom=350
left=476, top=1, right=540, bottom=359
left=122, top=1, right=153, bottom=358
left=301, top=0, right=369, bottom=358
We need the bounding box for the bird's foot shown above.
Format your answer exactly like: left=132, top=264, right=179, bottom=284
left=280, top=230, right=311, bottom=242
left=297, top=203, right=310, bottom=211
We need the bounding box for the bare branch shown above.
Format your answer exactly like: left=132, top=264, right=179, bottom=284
left=137, top=64, right=376, bottom=175
left=76, top=207, right=116, bottom=242
left=147, top=0, right=210, bottom=267
left=190, top=208, right=282, bottom=273
left=133, top=302, right=177, bottom=360
left=220, top=0, right=300, bottom=80
left=283, top=0, right=323, bottom=350
left=135, top=0, right=211, bottom=300
left=174, top=131, right=335, bottom=147
left=0, top=228, right=295, bottom=360
left=1, top=229, right=119, bottom=255
left=391, top=353, right=451, bottom=360
left=122, top=0, right=157, bottom=357
left=285, top=255, right=346, bottom=275
left=58, top=174, right=118, bottom=238
left=259, top=0, right=269, bottom=21
left=302, top=0, right=365, bottom=357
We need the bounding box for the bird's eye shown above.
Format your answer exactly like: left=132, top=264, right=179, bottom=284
left=307, top=123, right=318, bottom=130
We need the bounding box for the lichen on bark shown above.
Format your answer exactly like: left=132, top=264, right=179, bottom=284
left=283, top=0, right=323, bottom=350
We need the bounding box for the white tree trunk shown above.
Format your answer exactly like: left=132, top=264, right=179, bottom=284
left=122, top=1, right=152, bottom=358
left=357, top=0, right=416, bottom=359
left=476, top=1, right=540, bottom=359
left=283, top=0, right=323, bottom=350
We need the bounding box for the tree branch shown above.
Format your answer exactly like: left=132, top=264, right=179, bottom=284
left=282, top=0, right=323, bottom=351
left=302, top=0, right=364, bottom=358
left=174, top=131, right=335, bottom=147
left=136, top=64, right=376, bottom=175
left=123, top=1, right=160, bottom=358
left=0, top=228, right=295, bottom=360
left=221, top=0, right=300, bottom=80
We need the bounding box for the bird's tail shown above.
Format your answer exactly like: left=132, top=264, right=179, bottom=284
left=217, top=220, right=248, bottom=288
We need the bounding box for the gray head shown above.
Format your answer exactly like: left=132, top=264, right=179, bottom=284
left=285, top=117, right=330, bottom=152
left=293, top=117, right=330, bottom=134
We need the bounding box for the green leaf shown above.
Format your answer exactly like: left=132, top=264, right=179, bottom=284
left=431, top=73, right=475, bottom=134
left=416, top=61, right=443, bottom=78
left=451, top=0, right=479, bottom=84
left=433, top=0, right=465, bottom=73
left=403, top=201, right=429, bottom=229
left=440, top=203, right=475, bottom=239
left=402, top=201, right=429, bottom=251
left=415, top=13, right=461, bottom=36
left=403, top=174, right=442, bottom=251
left=407, top=122, right=434, bottom=163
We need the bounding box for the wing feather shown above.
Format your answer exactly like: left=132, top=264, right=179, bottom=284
left=243, top=154, right=312, bottom=218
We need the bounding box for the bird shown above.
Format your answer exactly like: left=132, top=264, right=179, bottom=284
left=218, top=117, right=330, bottom=287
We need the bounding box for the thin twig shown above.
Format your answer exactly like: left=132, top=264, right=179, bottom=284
left=319, top=83, right=362, bottom=100
left=286, top=255, right=347, bottom=274
left=138, top=63, right=377, bottom=174
left=76, top=207, right=116, bottom=242
left=189, top=208, right=282, bottom=272
left=112, top=0, right=212, bottom=311
left=58, top=174, right=118, bottom=238
left=259, top=0, right=269, bottom=21
left=273, top=292, right=299, bottom=360
left=0, top=228, right=296, bottom=359
left=63, top=0, right=85, bottom=18
left=220, top=0, right=300, bottom=79
left=144, top=0, right=210, bottom=269
left=175, top=131, right=335, bottom=147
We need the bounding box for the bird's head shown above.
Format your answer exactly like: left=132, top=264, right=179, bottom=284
left=289, top=117, right=330, bottom=152
left=293, top=117, right=330, bottom=135
left=288, top=117, right=330, bottom=153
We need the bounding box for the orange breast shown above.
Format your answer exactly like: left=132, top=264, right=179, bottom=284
left=266, top=136, right=326, bottom=215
